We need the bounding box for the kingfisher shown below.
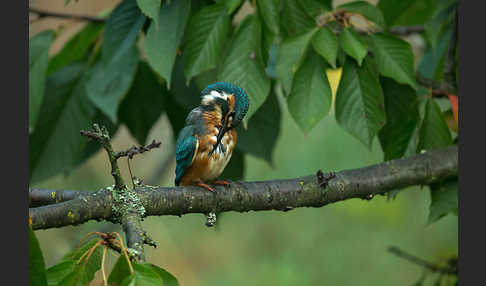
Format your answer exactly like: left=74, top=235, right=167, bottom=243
left=174, top=82, right=250, bottom=192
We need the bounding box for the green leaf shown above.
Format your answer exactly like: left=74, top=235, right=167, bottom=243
left=102, top=0, right=145, bottom=64
left=56, top=239, right=103, bottom=286
left=147, top=264, right=180, bottom=286
left=120, top=263, right=162, bottom=286
left=312, top=26, right=338, bottom=68
left=85, top=46, right=139, bottom=123
left=276, top=28, right=317, bottom=94
left=46, top=261, right=76, bottom=286
left=236, top=91, right=281, bottom=164
left=166, top=95, right=190, bottom=139
left=288, top=51, right=332, bottom=134
left=224, top=0, right=243, bottom=14
left=392, top=0, right=438, bottom=26
left=47, top=23, right=104, bottom=75
left=144, top=0, right=191, bottom=88
left=30, top=30, right=54, bottom=133
left=300, top=0, right=332, bottom=18
left=378, top=77, right=420, bottom=161
left=184, top=3, right=231, bottom=84
left=256, top=0, right=279, bottom=35
left=280, top=0, right=315, bottom=37
left=136, top=0, right=161, bottom=27
left=29, top=228, right=48, bottom=286
left=418, top=26, right=452, bottom=81
left=218, top=14, right=271, bottom=122
left=424, top=0, right=456, bottom=48
left=335, top=57, right=386, bottom=149
left=369, top=33, right=417, bottom=89
left=417, top=98, right=452, bottom=152
left=108, top=255, right=132, bottom=285
left=338, top=1, right=385, bottom=27
left=429, top=179, right=458, bottom=223
left=377, top=0, right=415, bottom=26
left=29, top=64, right=98, bottom=184
left=119, top=61, right=166, bottom=145
left=339, top=27, right=367, bottom=67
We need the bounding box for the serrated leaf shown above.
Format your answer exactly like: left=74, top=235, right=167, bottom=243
left=236, top=91, right=280, bottom=164
left=257, top=0, right=279, bottom=35
left=417, top=98, right=452, bottom=152
left=369, top=33, right=417, bottom=89
left=118, top=61, right=166, bottom=145
left=120, top=263, right=163, bottom=286
left=102, top=0, right=145, bottom=64
left=85, top=46, right=139, bottom=123
left=338, top=1, right=385, bottom=27
left=288, top=51, right=332, bottom=134
left=184, top=3, right=231, bottom=84
left=378, top=77, right=420, bottom=161
left=30, top=30, right=54, bottom=133
left=429, top=179, right=458, bottom=223
left=224, top=0, right=243, bottom=14
left=335, top=57, right=386, bottom=149
left=29, top=228, right=48, bottom=286
left=218, top=15, right=271, bottom=122
left=47, top=23, right=103, bottom=75
left=312, top=26, right=338, bottom=68
left=144, top=0, right=191, bottom=88
left=29, top=64, right=98, bottom=184
left=377, top=0, right=415, bottom=26
left=108, top=255, right=132, bottom=285
left=136, top=0, right=161, bottom=27
left=147, top=264, right=180, bottom=286
left=280, top=0, right=315, bottom=37
left=339, top=27, right=367, bottom=66
left=276, top=28, right=317, bottom=94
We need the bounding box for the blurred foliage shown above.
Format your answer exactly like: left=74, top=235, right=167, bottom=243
left=29, top=0, right=458, bottom=285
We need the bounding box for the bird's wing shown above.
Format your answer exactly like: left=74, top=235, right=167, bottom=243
left=175, top=126, right=199, bottom=186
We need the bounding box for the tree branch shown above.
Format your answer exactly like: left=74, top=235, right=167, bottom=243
left=29, top=7, right=106, bottom=23
left=29, top=188, right=86, bottom=207
left=30, top=145, right=458, bottom=230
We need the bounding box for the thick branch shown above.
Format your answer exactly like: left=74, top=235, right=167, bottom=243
left=29, top=188, right=86, bottom=207
left=29, top=7, right=106, bottom=23
left=30, top=145, right=457, bottom=231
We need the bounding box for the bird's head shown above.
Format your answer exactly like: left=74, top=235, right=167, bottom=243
left=200, top=82, right=250, bottom=154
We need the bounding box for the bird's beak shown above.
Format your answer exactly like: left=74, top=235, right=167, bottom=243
left=209, top=116, right=230, bottom=156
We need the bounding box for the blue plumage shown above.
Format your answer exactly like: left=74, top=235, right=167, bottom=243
left=175, top=126, right=198, bottom=186
left=202, top=82, right=249, bottom=128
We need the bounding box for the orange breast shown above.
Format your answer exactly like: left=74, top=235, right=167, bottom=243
left=179, top=128, right=237, bottom=186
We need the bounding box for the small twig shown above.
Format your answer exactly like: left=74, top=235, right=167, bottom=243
left=115, top=140, right=162, bottom=160
left=416, top=72, right=455, bottom=97
left=388, top=246, right=458, bottom=275
left=29, top=7, right=106, bottom=23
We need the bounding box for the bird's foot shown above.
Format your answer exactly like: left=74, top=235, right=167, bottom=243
left=197, top=181, right=215, bottom=192
left=213, top=179, right=230, bottom=186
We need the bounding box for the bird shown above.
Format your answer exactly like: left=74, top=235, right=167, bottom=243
left=174, top=82, right=250, bottom=192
